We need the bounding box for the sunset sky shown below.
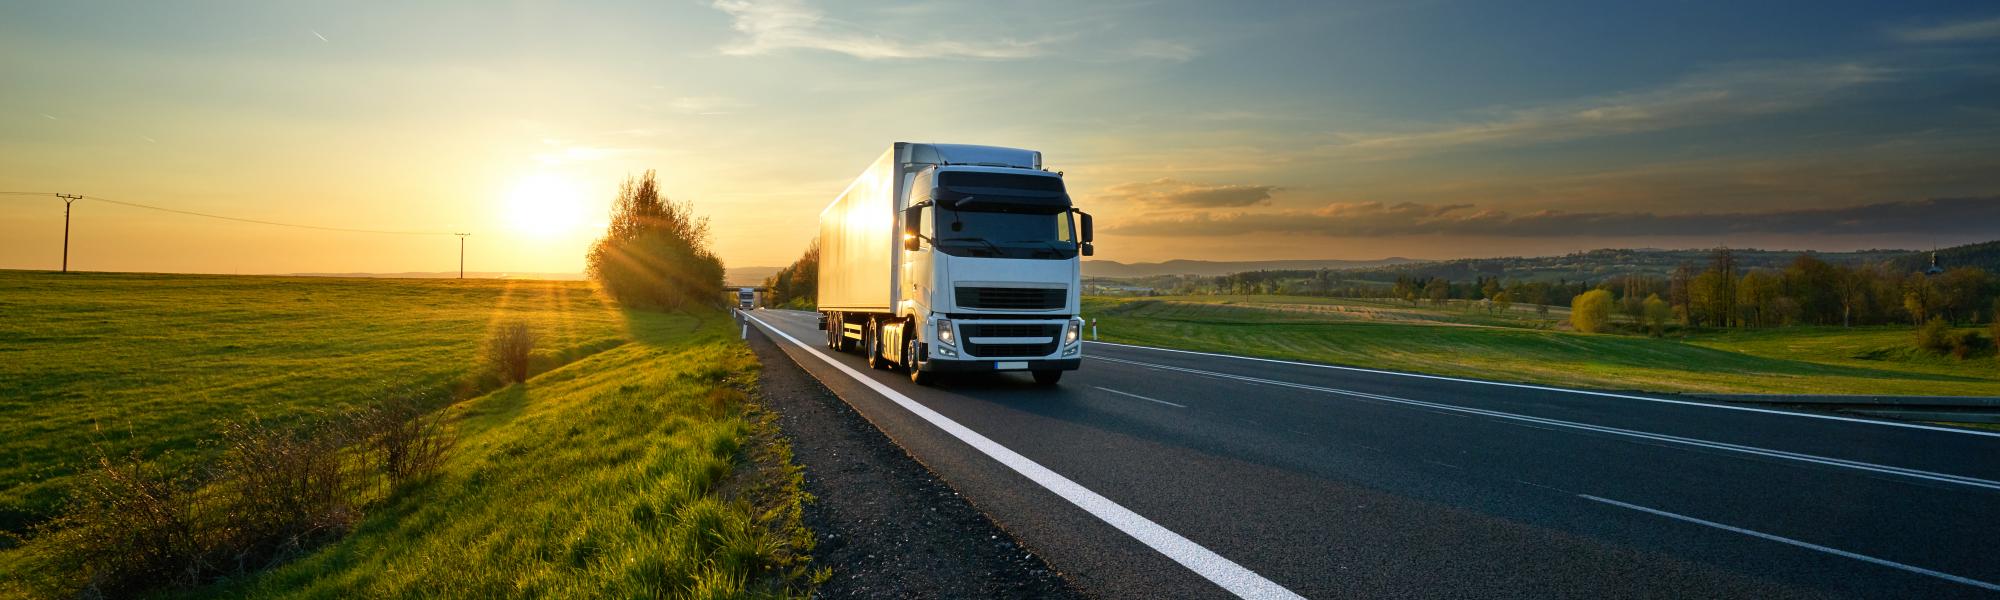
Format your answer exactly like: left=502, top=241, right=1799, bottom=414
left=4, top=1, right=1999, bottom=275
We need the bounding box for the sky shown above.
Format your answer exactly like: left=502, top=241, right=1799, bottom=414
left=3, top=0, right=1999, bottom=275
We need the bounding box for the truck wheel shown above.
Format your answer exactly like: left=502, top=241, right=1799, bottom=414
left=865, top=320, right=887, bottom=370
left=907, top=337, right=933, bottom=385
left=1031, top=370, right=1062, bottom=386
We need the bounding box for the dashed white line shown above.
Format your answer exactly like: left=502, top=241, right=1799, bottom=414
left=1092, top=355, right=2000, bottom=492
left=1085, top=340, right=2000, bottom=438
left=1580, top=494, right=2000, bottom=592
left=1093, top=386, right=1186, bottom=408
left=745, top=313, right=1304, bottom=600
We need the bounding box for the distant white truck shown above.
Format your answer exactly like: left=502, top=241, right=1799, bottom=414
left=736, top=287, right=758, bottom=310
left=817, top=143, right=1093, bottom=385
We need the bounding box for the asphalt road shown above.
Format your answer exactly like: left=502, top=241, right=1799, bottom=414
left=743, top=309, right=2000, bottom=599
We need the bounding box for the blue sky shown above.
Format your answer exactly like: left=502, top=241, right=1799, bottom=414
left=3, top=0, right=1998, bottom=273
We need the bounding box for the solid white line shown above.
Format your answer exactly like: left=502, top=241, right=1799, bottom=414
left=745, top=313, right=1303, bottom=600
left=1085, top=340, right=2000, bottom=438
left=1094, top=386, right=1187, bottom=408
left=1579, top=494, right=2000, bottom=592
left=1094, top=355, right=2000, bottom=492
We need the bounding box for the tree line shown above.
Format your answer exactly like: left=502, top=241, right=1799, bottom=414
left=762, top=238, right=818, bottom=308
left=1119, top=248, right=2000, bottom=330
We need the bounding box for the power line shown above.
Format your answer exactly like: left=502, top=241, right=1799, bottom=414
left=0, top=191, right=459, bottom=236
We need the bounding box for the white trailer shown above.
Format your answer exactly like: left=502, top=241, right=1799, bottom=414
left=817, top=142, right=1093, bottom=385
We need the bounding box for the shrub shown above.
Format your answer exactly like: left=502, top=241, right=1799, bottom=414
left=1570, top=289, right=1614, bottom=334
left=29, top=451, right=209, bottom=597
left=1641, top=293, right=1672, bottom=337
left=488, top=320, right=538, bottom=383
left=1915, top=319, right=1953, bottom=355
left=1948, top=330, right=1988, bottom=360
left=355, top=394, right=456, bottom=487
left=212, top=416, right=358, bottom=564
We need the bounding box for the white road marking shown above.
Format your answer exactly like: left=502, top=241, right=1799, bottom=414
left=1085, top=340, right=2000, bottom=439
left=1579, top=494, right=2000, bottom=592
left=1093, top=355, right=2000, bottom=492
left=1094, top=386, right=1186, bottom=408
left=745, top=313, right=1304, bottom=600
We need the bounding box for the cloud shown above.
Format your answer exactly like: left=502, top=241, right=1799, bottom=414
left=1891, top=16, right=2000, bottom=43
left=1114, top=196, right=2000, bottom=238
left=667, top=96, right=746, bottom=115
left=1123, top=39, right=1197, bottom=62
left=1325, top=62, right=1892, bottom=159
left=1103, top=178, right=1277, bottom=207
left=710, top=0, right=1053, bottom=59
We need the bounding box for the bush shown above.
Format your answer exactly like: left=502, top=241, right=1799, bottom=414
left=488, top=320, right=538, bottom=383
left=1642, top=293, right=1671, bottom=337
left=29, top=452, right=209, bottom=597
left=1949, top=330, right=1988, bottom=360
left=587, top=171, right=726, bottom=309
left=1571, top=289, right=1614, bottom=334
left=24, top=395, right=458, bottom=597
left=1916, top=319, right=1953, bottom=355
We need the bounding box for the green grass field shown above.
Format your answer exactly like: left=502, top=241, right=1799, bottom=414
left=0, top=271, right=812, bottom=598
left=0, top=271, right=627, bottom=534
left=1084, top=295, right=2000, bottom=396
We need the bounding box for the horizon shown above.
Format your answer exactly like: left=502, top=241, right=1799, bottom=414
left=5, top=1, right=1999, bottom=274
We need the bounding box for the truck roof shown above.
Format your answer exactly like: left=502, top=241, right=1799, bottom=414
left=906, top=143, right=1041, bottom=170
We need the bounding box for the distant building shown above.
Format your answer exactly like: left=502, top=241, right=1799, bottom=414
left=1925, top=251, right=1945, bottom=276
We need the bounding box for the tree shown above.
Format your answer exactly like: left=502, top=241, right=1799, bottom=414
left=1571, top=289, right=1613, bottom=334
left=1669, top=263, right=1694, bottom=325
left=763, top=238, right=820, bottom=308
left=1424, top=278, right=1450, bottom=306
left=1492, top=291, right=1514, bottom=315
left=1642, top=293, right=1671, bottom=337
left=585, top=170, right=725, bottom=309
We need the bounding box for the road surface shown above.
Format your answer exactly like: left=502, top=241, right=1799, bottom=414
left=743, top=309, right=2000, bottom=599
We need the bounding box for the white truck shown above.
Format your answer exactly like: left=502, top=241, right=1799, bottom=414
left=817, top=142, right=1093, bottom=385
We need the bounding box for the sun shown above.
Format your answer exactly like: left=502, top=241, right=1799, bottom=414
left=504, top=172, right=588, bottom=238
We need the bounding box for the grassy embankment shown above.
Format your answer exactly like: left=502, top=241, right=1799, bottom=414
left=1084, top=295, right=2000, bottom=396
left=0, top=271, right=814, bottom=597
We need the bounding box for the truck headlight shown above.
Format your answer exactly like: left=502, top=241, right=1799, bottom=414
left=935, top=319, right=955, bottom=346
left=1064, top=319, right=1081, bottom=345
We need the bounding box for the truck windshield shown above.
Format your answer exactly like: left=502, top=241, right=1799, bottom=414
left=934, top=208, right=1076, bottom=260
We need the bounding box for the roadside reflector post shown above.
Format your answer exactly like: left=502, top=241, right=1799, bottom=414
left=1092, top=318, right=1098, bottom=341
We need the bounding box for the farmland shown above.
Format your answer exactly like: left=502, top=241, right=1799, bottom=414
left=0, top=271, right=811, bottom=598
left=1082, top=295, right=2000, bottom=397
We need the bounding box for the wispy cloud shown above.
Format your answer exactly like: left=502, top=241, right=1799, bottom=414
left=1890, top=16, right=2000, bottom=43
left=311, top=29, right=327, bottom=42
left=710, top=0, right=1053, bottom=60
left=667, top=96, right=746, bottom=115
left=1115, top=197, right=2000, bottom=238
left=1324, top=62, right=1892, bottom=159
left=1103, top=178, right=1277, bottom=208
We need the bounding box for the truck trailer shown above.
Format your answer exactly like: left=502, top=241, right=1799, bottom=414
left=817, top=142, right=1093, bottom=385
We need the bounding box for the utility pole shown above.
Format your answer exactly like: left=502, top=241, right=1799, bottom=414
left=56, top=194, right=82, bottom=273
left=455, top=233, right=470, bottom=279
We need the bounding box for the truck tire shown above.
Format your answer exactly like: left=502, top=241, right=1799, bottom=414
left=865, top=319, right=887, bottom=370
left=907, top=336, right=933, bottom=385
left=1031, top=370, right=1062, bottom=386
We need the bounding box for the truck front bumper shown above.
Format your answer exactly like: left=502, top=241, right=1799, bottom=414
left=921, top=357, right=1081, bottom=373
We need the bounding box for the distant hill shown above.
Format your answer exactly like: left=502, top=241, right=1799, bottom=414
left=1084, top=258, right=1418, bottom=278
left=1884, top=240, right=2000, bottom=274
left=291, top=271, right=585, bottom=280
left=726, top=266, right=782, bottom=287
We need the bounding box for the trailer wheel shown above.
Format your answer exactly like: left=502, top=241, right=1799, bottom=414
left=1031, top=370, right=1062, bottom=386
left=907, top=336, right=933, bottom=385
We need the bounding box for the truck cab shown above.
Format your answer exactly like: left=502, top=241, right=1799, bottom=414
left=818, top=143, right=1092, bottom=386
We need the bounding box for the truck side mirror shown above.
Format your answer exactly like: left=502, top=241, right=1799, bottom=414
left=902, top=205, right=923, bottom=251
left=1081, top=242, right=1095, bottom=256
left=1078, top=211, right=1094, bottom=243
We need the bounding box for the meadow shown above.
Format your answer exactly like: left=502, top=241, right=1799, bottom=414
left=1083, top=295, right=2000, bottom=397
left=0, top=271, right=812, bottom=598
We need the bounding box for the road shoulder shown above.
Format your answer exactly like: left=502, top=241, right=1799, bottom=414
left=748, top=325, right=1084, bottom=599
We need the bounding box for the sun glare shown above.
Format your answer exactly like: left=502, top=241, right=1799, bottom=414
left=504, top=172, right=588, bottom=238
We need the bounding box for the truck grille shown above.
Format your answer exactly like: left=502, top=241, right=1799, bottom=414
left=964, top=341, right=1059, bottom=358
left=956, top=286, right=1065, bottom=310
left=959, top=323, right=1061, bottom=338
